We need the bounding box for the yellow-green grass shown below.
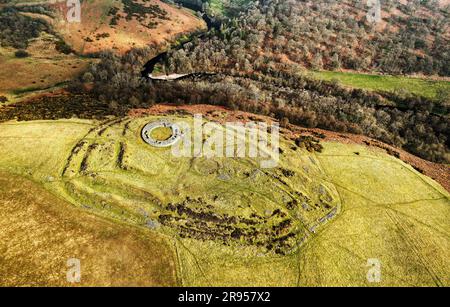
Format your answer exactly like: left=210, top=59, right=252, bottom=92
left=303, top=143, right=450, bottom=286
left=207, top=0, right=252, bottom=17
left=0, top=116, right=448, bottom=286
left=313, top=70, right=450, bottom=100
left=208, top=0, right=225, bottom=15
left=0, top=41, right=91, bottom=103
left=173, top=142, right=450, bottom=286
left=150, top=126, right=174, bottom=141
left=0, top=171, right=178, bottom=286
left=0, top=119, right=94, bottom=181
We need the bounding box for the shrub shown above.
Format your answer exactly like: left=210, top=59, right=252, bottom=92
left=14, top=50, right=30, bottom=58
left=55, top=41, right=73, bottom=55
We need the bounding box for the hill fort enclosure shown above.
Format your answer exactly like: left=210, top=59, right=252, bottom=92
left=0, top=0, right=449, bottom=290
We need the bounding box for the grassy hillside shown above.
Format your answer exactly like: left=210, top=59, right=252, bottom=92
left=0, top=174, right=177, bottom=286
left=177, top=141, right=449, bottom=286
left=43, top=0, right=205, bottom=55
left=313, top=71, right=450, bottom=100
left=0, top=0, right=205, bottom=101
left=0, top=115, right=448, bottom=286
left=8, top=0, right=206, bottom=54
left=0, top=43, right=91, bottom=103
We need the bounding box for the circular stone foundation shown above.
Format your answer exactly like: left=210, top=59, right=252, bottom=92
left=141, top=120, right=182, bottom=147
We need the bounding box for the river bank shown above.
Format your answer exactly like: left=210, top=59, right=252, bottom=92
left=141, top=1, right=220, bottom=80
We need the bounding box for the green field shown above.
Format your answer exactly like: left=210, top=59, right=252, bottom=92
left=313, top=70, right=450, bottom=100
left=208, top=0, right=225, bottom=15
left=203, top=0, right=252, bottom=16
left=0, top=116, right=448, bottom=286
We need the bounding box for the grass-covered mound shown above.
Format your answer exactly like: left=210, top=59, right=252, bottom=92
left=0, top=115, right=448, bottom=286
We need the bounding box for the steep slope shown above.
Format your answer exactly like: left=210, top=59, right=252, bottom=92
left=166, top=0, right=450, bottom=76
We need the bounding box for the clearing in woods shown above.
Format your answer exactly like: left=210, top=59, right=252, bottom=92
left=313, top=70, right=450, bottom=101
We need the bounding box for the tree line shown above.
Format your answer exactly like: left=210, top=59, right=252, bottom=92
left=71, top=47, right=449, bottom=163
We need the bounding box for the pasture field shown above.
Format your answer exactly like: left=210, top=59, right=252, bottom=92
left=300, top=142, right=449, bottom=286
left=0, top=115, right=448, bottom=286
left=313, top=70, right=450, bottom=100
left=0, top=42, right=91, bottom=102
left=0, top=171, right=178, bottom=286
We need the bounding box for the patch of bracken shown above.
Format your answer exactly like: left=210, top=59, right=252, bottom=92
left=294, top=136, right=323, bottom=153
left=0, top=95, right=125, bottom=123
left=158, top=197, right=298, bottom=254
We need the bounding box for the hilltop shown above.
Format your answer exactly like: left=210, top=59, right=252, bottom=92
left=0, top=106, right=448, bottom=286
